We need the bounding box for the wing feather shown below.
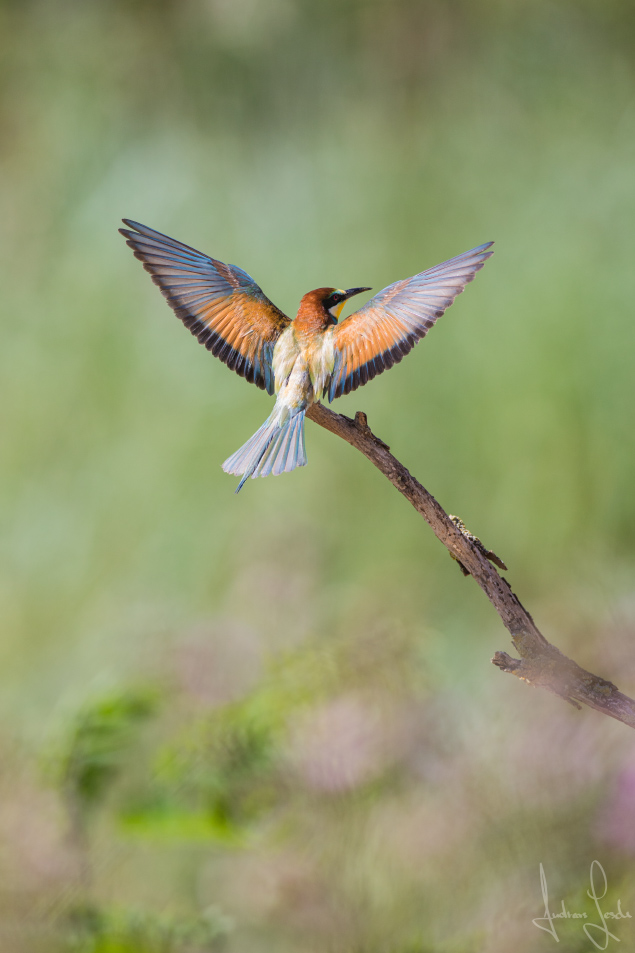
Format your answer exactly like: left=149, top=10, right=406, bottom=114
left=327, top=242, right=493, bottom=400
left=120, top=220, right=290, bottom=394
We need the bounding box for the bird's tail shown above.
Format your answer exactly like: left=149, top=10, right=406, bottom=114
left=222, top=410, right=307, bottom=493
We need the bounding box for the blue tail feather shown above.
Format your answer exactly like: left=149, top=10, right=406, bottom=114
left=222, top=410, right=307, bottom=493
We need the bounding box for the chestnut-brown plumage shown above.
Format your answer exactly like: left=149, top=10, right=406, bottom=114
left=120, top=220, right=493, bottom=491
left=295, top=288, right=343, bottom=335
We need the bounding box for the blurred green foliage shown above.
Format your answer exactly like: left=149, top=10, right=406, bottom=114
left=66, top=903, right=230, bottom=953
left=54, top=689, right=157, bottom=812
left=124, top=693, right=280, bottom=840
left=2, top=0, right=635, bottom=951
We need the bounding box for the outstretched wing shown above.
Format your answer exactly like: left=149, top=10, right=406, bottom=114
left=120, top=220, right=290, bottom=394
left=326, top=242, right=494, bottom=400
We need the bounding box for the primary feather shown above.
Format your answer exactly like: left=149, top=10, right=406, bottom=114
left=119, top=220, right=290, bottom=394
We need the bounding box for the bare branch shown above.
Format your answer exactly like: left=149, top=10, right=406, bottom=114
left=306, top=402, right=635, bottom=729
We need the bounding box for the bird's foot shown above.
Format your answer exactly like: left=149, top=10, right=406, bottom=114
left=352, top=411, right=391, bottom=451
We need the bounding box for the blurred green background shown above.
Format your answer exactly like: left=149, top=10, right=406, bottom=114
left=2, top=0, right=635, bottom=950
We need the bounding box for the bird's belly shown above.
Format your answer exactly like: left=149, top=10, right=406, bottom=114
left=300, top=334, right=334, bottom=400
left=277, top=358, right=313, bottom=412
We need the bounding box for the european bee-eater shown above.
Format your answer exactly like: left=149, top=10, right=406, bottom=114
left=120, top=221, right=493, bottom=492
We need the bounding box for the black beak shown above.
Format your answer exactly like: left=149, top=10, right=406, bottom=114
left=344, top=286, right=371, bottom=300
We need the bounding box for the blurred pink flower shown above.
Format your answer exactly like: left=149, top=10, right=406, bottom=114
left=596, top=762, right=635, bottom=854
left=481, top=700, right=611, bottom=809
left=174, top=619, right=262, bottom=707
left=369, top=788, right=473, bottom=873
left=0, top=777, right=75, bottom=893
left=200, top=847, right=339, bottom=936
left=287, top=694, right=405, bottom=794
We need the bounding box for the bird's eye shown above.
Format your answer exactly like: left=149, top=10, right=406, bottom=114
left=330, top=294, right=342, bottom=305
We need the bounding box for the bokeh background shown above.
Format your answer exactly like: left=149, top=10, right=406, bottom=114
left=2, top=0, right=635, bottom=950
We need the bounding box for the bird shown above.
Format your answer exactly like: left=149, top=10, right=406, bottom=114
left=119, top=220, right=493, bottom=492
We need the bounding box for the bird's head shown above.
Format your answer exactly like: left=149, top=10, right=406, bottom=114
left=301, top=286, right=371, bottom=327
